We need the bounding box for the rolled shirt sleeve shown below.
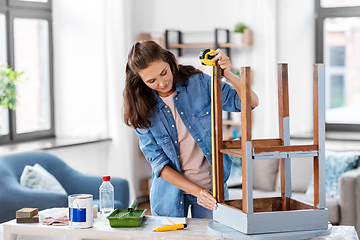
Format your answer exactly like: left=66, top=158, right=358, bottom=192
left=199, top=73, right=241, bottom=112
left=221, top=78, right=241, bottom=112
left=135, top=128, right=172, bottom=178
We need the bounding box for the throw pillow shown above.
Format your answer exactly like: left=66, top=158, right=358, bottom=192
left=20, top=163, right=67, bottom=194
left=227, top=155, right=242, bottom=187
left=306, top=151, right=360, bottom=198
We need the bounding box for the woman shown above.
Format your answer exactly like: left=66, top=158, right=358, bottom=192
left=123, top=40, right=259, bottom=218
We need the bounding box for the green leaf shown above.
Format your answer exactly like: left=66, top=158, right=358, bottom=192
left=0, top=64, right=26, bottom=109
left=234, top=23, right=248, bottom=33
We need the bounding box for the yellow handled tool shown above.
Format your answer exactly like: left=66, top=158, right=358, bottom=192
left=199, top=49, right=217, bottom=199
left=153, top=223, right=187, bottom=232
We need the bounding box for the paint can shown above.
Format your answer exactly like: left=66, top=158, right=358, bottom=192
left=68, top=194, right=93, bottom=228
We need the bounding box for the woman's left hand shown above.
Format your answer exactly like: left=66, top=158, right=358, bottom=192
left=197, top=189, right=218, bottom=210
left=210, top=49, right=232, bottom=79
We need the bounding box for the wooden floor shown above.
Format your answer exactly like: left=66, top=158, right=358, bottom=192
left=137, top=201, right=151, bottom=216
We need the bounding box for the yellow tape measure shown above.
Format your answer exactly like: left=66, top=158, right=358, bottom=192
left=199, top=49, right=216, bottom=198
left=199, top=49, right=215, bottom=66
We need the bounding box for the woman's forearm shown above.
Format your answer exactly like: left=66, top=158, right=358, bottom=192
left=160, top=165, right=203, bottom=196
left=159, top=165, right=218, bottom=210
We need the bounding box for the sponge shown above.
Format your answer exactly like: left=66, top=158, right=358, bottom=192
left=16, top=208, right=39, bottom=224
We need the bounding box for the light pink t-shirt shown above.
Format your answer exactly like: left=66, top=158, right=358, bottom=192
left=160, top=92, right=212, bottom=191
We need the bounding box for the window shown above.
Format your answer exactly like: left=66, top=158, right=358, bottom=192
left=14, top=18, right=51, bottom=134
left=321, top=0, right=360, bottom=8
left=0, top=13, right=9, bottom=137
left=15, top=0, right=48, bottom=2
left=315, top=1, right=360, bottom=131
left=0, top=0, right=54, bottom=144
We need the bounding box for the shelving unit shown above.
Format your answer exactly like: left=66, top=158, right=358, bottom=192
left=165, top=28, right=248, bottom=58
left=166, top=43, right=242, bottom=49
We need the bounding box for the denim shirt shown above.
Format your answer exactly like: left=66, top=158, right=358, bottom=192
left=135, top=73, right=241, bottom=217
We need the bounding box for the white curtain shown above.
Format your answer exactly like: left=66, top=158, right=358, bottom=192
left=53, top=0, right=136, bottom=200
left=53, top=0, right=108, bottom=138
left=104, top=0, right=137, bottom=201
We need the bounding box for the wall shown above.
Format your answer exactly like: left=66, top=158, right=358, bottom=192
left=277, top=0, right=315, bottom=135
left=45, top=141, right=111, bottom=176
left=130, top=0, right=247, bottom=72
left=52, top=0, right=108, bottom=139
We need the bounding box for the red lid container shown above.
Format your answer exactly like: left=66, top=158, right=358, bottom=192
left=102, top=175, right=110, bottom=181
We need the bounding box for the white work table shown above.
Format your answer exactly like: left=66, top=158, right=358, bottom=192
left=2, top=216, right=217, bottom=240
left=1, top=216, right=359, bottom=240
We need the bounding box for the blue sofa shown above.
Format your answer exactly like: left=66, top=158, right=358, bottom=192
left=0, top=151, right=129, bottom=223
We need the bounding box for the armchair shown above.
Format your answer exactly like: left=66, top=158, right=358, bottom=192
left=0, top=151, right=129, bottom=223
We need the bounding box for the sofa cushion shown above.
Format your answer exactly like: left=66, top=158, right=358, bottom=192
left=252, top=158, right=279, bottom=191
left=306, top=151, right=360, bottom=198
left=228, top=157, right=279, bottom=191
left=20, top=163, right=67, bottom=194
left=275, top=156, right=314, bottom=193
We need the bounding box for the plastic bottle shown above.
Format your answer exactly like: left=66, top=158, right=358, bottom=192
left=99, top=175, right=114, bottom=219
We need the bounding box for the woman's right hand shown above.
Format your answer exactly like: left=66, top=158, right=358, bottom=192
left=160, top=166, right=218, bottom=210
left=197, top=189, right=218, bottom=210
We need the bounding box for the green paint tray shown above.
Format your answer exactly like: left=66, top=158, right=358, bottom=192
left=106, top=209, right=147, bottom=227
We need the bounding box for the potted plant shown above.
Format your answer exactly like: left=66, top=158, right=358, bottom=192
left=0, top=65, right=23, bottom=136
left=233, top=23, right=248, bottom=45
left=0, top=65, right=23, bottom=110
left=0, top=65, right=24, bottom=135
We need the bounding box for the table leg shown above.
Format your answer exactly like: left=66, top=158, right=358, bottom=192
left=3, top=225, right=16, bottom=240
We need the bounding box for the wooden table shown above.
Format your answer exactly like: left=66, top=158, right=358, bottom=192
left=2, top=216, right=359, bottom=240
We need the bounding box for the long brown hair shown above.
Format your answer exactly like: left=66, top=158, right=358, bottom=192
left=123, top=40, right=202, bottom=129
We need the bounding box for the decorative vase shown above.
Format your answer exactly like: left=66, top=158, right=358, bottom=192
left=232, top=32, right=243, bottom=45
